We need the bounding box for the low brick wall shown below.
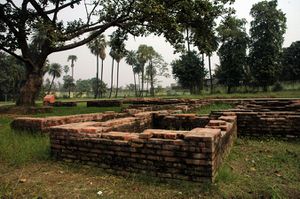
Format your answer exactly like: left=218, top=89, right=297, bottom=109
left=236, top=112, right=300, bottom=137
left=123, top=100, right=212, bottom=115
left=235, top=99, right=300, bottom=112
left=53, top=101, right=77, bottom=107
left=49, top=113, right=237, bottom=182
left=213, top=111, right=300, bottom=138
left=87, top=100, right=123, bottom=107
left=11, top=112, right=127, bottom=132
left=211, top=100, right=300, bottom=138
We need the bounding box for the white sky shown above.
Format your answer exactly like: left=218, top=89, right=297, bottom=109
left=46, top=0, right=300, bottom=88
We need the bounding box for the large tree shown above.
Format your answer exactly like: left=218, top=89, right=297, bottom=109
left=0, top=52, right=25, bottom=101
left=216, top=16, right=248, bottom=93
left=87, top=34, right=106, bottom=98
left=172, top=51, right=207, bottom=95
left=181, top=1, right=222, bottom=94
left=249, top=0, right=286, bottom=91
left=281, top=41, right=300, bottom=83
left=0, top=0, right=233, bottom=105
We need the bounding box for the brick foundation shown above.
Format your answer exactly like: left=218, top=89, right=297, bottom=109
left=49, top=112, right=237, bottom=182
left=87, top=100, right=123, bottom=107
left=11, top=112, right=127, bottom=132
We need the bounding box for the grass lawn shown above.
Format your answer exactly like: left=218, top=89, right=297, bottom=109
left=35, top=102, right=124, bottom=117
left=0, top=103, right=300, bottom=198
left=196, top=102, right=234, bottom=115
left=161, top=90, right=300, bottom=99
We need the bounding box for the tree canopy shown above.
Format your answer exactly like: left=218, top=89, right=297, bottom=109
left=249, top=0, right=286, bottom=90
left=0, top=0, right=234, bottom=105
left=0, top=52, right=25, bottom=101
left=172, top=51, right=207, bottom=95
left=281, top=41, right=300, bottom=82
left=216, top=15, right=249, bottom=93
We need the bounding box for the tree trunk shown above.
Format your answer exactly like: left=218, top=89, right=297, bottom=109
left=186, top=28, right=191, bottom=52
left=208, top=55, right=213, bottom=94
left=227, top=85, right=231, bottom=94
left=109, top=59, right=115, bottom=98
left=132, top=66, right=137, bottom=97
left=150, top=62, right=155, bottom=97
left=95, top=55, right=99, bottom=99
left=115, top=61, right=120, bottom=98
left=71, top=65, right=74, bottom=80
left=141, top=64, right=145, bottom=97
left=17, top=73, right=43, bottom=106
left=100, top=59, right=104, bottom=98
left=48, top=75, right=55, bottom=94
left=146, top=74, right=149, bottom=97
left=138, top=73, right=141, bottom=96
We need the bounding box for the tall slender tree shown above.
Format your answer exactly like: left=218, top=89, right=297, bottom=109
left=146, top=51, right=169, bottom=97
left=67, top=55, right=77, bottom=80
left=109, top=50, right=116, bottom=98
left=47, top=63, right=62, bottom=94
left=126, top=50, right=138, bottom=97
left=108, top=29, right=128, bottom=98
left=137, top=45, right=153, bottom=97
left=115, top=51, right=127, bottom=98
left=249, top=0, right=286, bottom=91
left=87, top=34, right=107, bottom=98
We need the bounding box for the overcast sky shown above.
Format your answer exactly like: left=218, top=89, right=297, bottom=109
left=46, top=0, right=300, bottom=88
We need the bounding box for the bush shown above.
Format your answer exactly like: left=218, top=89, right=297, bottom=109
left=272, top=82, right=284, bottom=92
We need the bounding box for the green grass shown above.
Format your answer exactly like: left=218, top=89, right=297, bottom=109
left=195, top=102, right=234, bottom=115
left=1, top=89, right=300, bottom=107
left=1, top=118, right=299, bottom=198
left=161, top=90, right=300, bottom=99
left=215, top=137, right=300, bottom=198
left=37, top=102, right=124, bottom=117
left=0, top=116, right=50, bottom=166
left=0, top=104, right=300, bottom=198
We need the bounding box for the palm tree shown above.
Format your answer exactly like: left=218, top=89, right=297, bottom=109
left=126, top=50, right=138, bottom=97
left=109, top=50, right=116, bottom=98
left=47, top=63, right=62, bottom=94
left=63, top=65, right=69, bottom=75
left=137, top=45, right=153, bottom=97
left=31, top=28, right=47, bottom=54
left=114, top=50, right=127, bottom=98
left=99, top=38, right=107, bottom=98
left=87, top=34, right=107, bottom=98
left=67, top=55, right=77, bottom=80
left=108, top=29, right=128, bottom=98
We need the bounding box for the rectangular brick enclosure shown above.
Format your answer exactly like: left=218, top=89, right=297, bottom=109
left=49, top=111, right=237, bottom=182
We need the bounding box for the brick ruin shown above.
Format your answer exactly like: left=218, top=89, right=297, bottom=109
left=49, top=111, right=237, bottom=182
left=10, top=98, right=300, bottom=182
left=211, top=99, right=300, bottom=137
